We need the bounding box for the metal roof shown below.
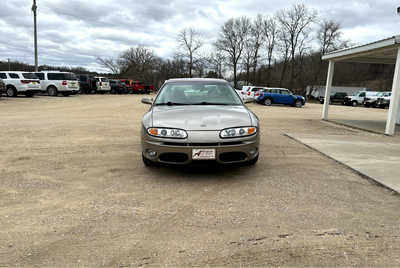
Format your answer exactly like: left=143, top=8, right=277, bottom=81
left=322, top=35, right=400, bottom=64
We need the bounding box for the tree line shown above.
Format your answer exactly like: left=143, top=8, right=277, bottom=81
left=98, top=3, right=394, bottom=94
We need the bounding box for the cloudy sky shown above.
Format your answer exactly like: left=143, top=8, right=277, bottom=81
left=1, top=0, right=399, bottom=72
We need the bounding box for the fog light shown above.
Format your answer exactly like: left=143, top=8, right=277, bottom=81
left=249, top=148, right=258, bottom=155
left=147, top=150, right=157, bottom=157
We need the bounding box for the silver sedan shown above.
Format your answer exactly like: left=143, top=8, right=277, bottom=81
left=141, top=78, right=259, bottom=166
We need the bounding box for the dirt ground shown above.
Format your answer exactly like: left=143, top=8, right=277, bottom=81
left=0, top=95, right=399, bottom=266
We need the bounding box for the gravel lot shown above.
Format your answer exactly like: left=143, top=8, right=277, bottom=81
left=0, top=95, right=399, bottom=266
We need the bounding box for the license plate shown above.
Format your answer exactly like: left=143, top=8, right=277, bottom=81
left=192, top=149, right=216, bottom=160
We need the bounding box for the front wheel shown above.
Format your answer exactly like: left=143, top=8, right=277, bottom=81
left=295, top=99, right=303, bottom=108
left=352, top=101, right=358, bottom=107
left=263, top=98, right=272, bottom=106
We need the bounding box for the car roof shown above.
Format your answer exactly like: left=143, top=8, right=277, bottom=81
left=165, top=78, right=228, bottom=83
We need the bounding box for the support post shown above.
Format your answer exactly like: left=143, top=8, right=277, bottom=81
left=385, top=47, right=400, bottom=136
left=32, top=0, right=38, bottom=72
left=322, top=60, right=335, bottom=120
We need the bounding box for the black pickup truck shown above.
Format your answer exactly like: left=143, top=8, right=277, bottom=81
left=319, top=92, right=348, bottom=105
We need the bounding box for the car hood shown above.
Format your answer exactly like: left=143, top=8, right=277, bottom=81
left=151, top=105, right=252, bottom=131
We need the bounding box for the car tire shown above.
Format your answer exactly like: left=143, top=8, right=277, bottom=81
left=62, top=92, right=70, bottom=97
left=245, top=154, right=259, bottom=166
left=295, top=99, right=303, bottom=108
left=47, top=86, right=58, bottom=97
left=352, top=101, right=358, bottom=107
left=142, top=154, right=158, bottom=167
left=6, top=87, right=17, bottom=97
left=263, top=98, right=272, bottom=106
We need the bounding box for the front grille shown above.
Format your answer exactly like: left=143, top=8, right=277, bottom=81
left=219, top=152, right=247, bottom=163
left=163, top=141, right=244, bottom=147
left=189, top=143, right=219, bottom=147
left=159, top=152, right=188, bottom=163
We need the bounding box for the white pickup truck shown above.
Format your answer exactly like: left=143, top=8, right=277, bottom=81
left=343, top=91, right=378, bottom=107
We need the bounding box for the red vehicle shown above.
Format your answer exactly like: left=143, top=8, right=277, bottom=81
left=132, top=81, right=145, bottom=94
left=119, top=79, right=154, bottom=94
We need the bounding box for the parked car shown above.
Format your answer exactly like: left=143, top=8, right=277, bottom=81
left=77, top=74, right=95, bottom=94
left=110, top=79, right=128, bottom=94
left=344, top=91, right=377, bottom=106
left=144, top=84, right=154, bottom=94
left=140, top=78, right=259, bottom=166
left=376, top=92, right=392, bottom=109
left=132, top=81, right=145, bottom=94
left=35, top=71, right=79, bottom=96
left=94, top=77, right=111, bottom=93
left=119, top=79, right=132, bottom=92
left=364, top=91, right=391, bottom=107
left=0, top=71, right=41, bottom=97
left=240, top=86, right=266, bottom=102
left=319, top=92, right=347, bottom=104
left=256, top=88, right=305, bottom=108
left=0, top=78, right=6, bottom=97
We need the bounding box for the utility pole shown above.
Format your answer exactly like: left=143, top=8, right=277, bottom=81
left=32, top=0, right=38, bottom=72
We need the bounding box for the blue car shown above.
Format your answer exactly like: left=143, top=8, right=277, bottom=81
left=256, top=88, right=305, bottom=108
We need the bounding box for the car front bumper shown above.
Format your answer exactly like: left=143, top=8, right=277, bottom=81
left=141, top=129, right=259, bottom=165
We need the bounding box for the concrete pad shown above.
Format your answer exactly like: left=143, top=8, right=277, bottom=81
left=286, top=133, right=400, bottom=194
left=327, top=119, right=399, bottom=135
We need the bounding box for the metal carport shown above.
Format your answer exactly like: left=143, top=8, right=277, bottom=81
left=321, top=35, right=400, bottom=135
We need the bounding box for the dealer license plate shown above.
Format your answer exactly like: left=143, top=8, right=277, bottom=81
left=192, top=149, right=216, bottom=160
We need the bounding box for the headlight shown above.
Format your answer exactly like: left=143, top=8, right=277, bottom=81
left=147, top=127, right=188, bottom=139
left=220, top=126, right=257, bottom=138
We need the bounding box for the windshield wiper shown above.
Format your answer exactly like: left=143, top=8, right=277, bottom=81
left=155, top=102, right=189, bottom=106
left=192, top=102, right=229, bottom=105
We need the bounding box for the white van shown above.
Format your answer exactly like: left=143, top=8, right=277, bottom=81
left=35, top=71, right=79, bottom=96
left=0, top=72, right=41, bottom=97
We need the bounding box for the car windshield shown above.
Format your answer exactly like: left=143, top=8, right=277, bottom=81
left=154, top=81, right=243, bottom=106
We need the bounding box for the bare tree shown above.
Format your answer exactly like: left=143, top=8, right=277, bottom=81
left=276, top=4, right=317, bottom=89
left=216, top=17, right=251, bottom=88
left=263, top=16, right=278, bottom=84
left=208, top=51, right=226, bottom=78
left=177, top=28, right=204, bottom=77
left=96, top=57, right=120, bottom=74
left=318, top=19, right=348, bottom=55
left=242, top=15, right=264, bottom=84
left=251, top=15, right=264, bottom=83
left=119, top=46, right=157, bottom=81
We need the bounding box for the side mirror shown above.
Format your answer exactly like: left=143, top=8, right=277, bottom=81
left=141, top=97, right=153, bottom=105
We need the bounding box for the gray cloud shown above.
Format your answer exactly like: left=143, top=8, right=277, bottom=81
left=0, top=0, right=399, bottom=72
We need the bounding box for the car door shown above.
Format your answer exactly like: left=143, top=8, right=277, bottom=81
left=278, top=89, right=293, bottom=104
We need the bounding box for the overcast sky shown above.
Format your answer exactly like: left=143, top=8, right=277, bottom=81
left=1, top=0, right=399, bottom=72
